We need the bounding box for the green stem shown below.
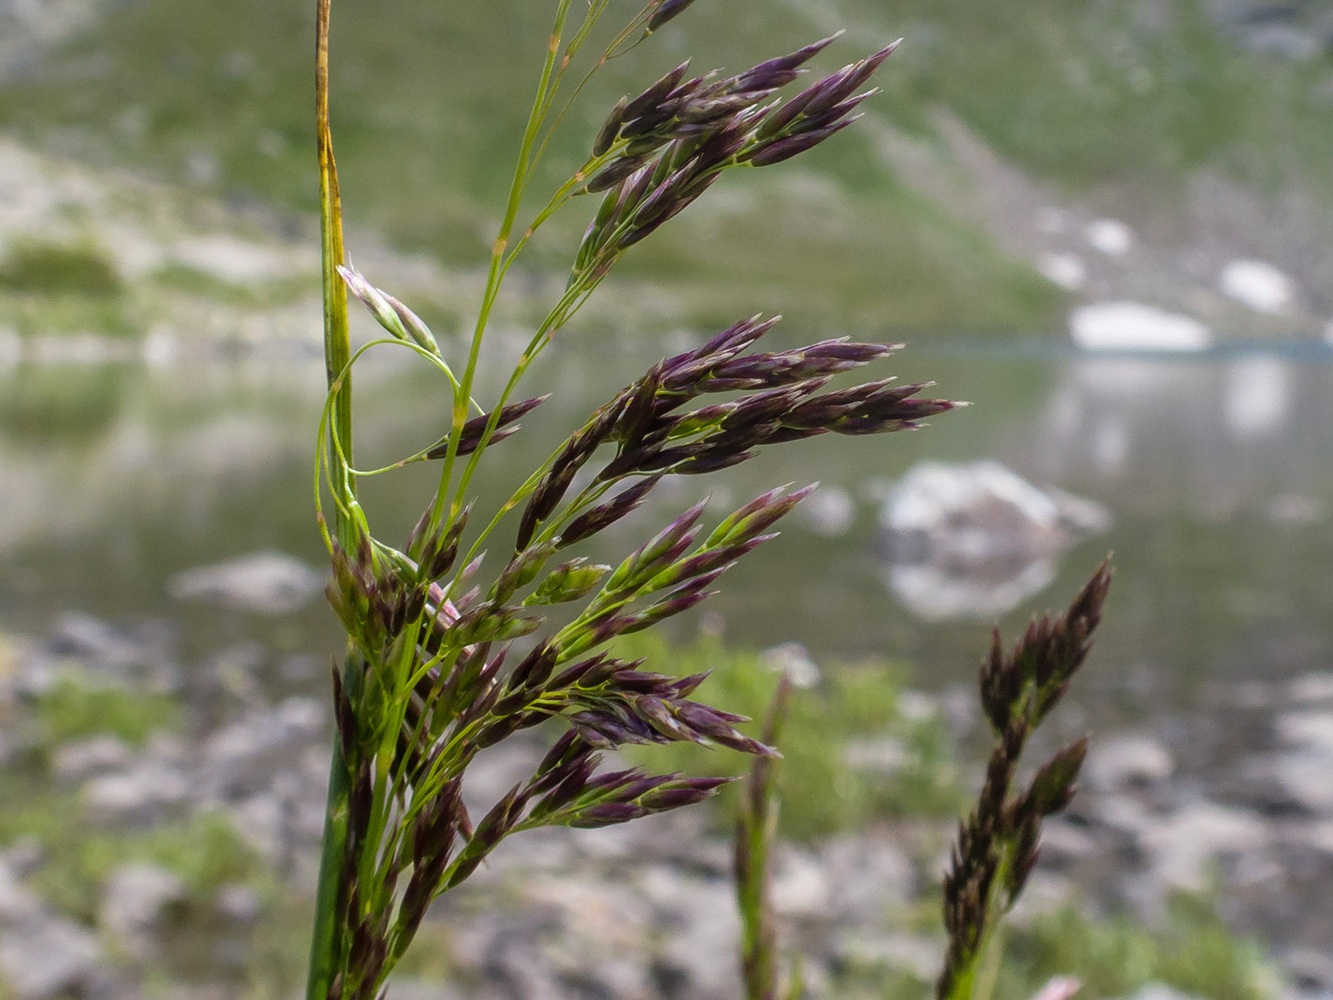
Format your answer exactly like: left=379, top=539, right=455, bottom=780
left=304, top=663, right=355, bottom=1000
left=308, top=1, right=354, bottom=997
left=427, top=0, right=576, bottom=537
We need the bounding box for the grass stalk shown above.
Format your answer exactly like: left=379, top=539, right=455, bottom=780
left=307, top=2, right=356, bottom=996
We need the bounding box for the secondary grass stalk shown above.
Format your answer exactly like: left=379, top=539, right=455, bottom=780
left=308, top=1, right=356, bottom=996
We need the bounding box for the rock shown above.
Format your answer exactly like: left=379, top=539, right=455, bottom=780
left=215, top=883, right=263, bottom=922
left=1126, top=983, right=1208, bottom=1000
left=759, top=642, right=821, bottom=689
left=227, top=793, right=288, bottom=863
left=1085, top=218, right=1134, bottom=256
left=1007, top=871, right=1079, bottom=923
left=820, top=835, right=915, bottom=921
left=1038, top=252, right=1087, bottom=290
left=1137, top=800, right=1269, bottom=889
left=881, top=462, right=1109, bottom=560
left=1070, top=301, right=1214, bottom=352
left=82, top=760, right=191, bottom=822
left=171, top=234, right=309, bottom=285
left=0, top=861, right=42, bottom=924
left=48, top=611, right=141, bottom=669
left=198, top=697, right=326, bottom=799
left=1084, top=733, right=1175, bottom=792
left=168, top=551, right=323, bottom=614
left=0, top=916, right=104, bottom=1000
left=770, top=848, right=831, bottom=918
left=383, top=978, right=465, bottom=1000
left=1289, top=673, right=1333, bottom=705
left=99, top=863, right=186, bottom=957
left=52, top=734, right=133, bottom=781
left=1271, top=711, right=1333, bottom=815
left=1277, top=711, right=1333, bottom=751
left=879, top=461, right=1109, bottom=620
left=648, top=876, right=741, bottom=998
left=1220, top=259, right=1296, bottom=314
left=830, top=930, right=943, bottom=981
left=1284, top=948, right=1333, bottom=994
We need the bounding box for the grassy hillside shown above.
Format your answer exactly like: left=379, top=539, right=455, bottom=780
left=2, top=0, right=1330, bottom=333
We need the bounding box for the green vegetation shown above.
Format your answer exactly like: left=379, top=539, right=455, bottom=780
left=0, top=0, right=1076, bottom=333
left=0, top=781, right=265, bottom=920
left=0, top=237, right=134, bottom=337
left=0, top=672, right=269, bottom=926
left=35, top=674, right=179, bottom=747
left=5, top=2, right=1332, bottom=334
left=997, top=896, right=1274, bottom=1000
left=617, top=634, right=962, bottom=840
left=149, top=263, right=313, bottom=309
left=0, top=239, right=121, bottom=297
left=834, top=895, right=1273, bottom=1000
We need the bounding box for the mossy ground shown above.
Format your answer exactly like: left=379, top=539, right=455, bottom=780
left=616, top=633, right=963, bottom=840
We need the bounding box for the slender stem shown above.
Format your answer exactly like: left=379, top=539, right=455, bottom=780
left=305, top=676, right=353, bottom=1000
left=308, top=2, right=354, bottom=997
left=428, top=0, right=576, bottom=537
left=317, top=0, right=353, bottom=544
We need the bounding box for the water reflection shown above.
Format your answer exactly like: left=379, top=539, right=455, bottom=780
left=1, top=341, right=1331, bottom=712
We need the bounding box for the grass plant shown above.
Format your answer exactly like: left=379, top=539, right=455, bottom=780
left=308, top=0, right=965, bottom=994
left=301, top=5, right=1212, bottom=1000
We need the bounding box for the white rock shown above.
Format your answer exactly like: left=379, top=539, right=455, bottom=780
left=1137, top=801, right=1268, bottom=889
left=1084, top=218, right=1134, bottom=256
left=884, top=558, right=1055, bottom=621
left=0, top=918, right=103, bottom=1000
left=1275, top=710, right=1333, bottom=752
left=879, top=460, right=1106, bottom=619
left=1036, top=206, right=1068, bottom=235
left=0, top=861, right=42, bottom=924
left=1038, top=252, right=1087, bottom=290
left=1288, top=673, right=1333, bottom=705
left=99, top=863, right=185, bottom=954
left=52, top=734, right=133, bottom=781
left=1128, top=983, right=1207, bottom=1000
left=831, top=931, right=942, bottom=981
left=883, top=461, right=1057, bottom=539
left=1084, top=732, right=1174, bottom=791
left=168, top=551, right=323, bottom=614
left=215, top=883, right=263, bottom=921
left=1219, top=259, right=1295, bottom=314
left=880, top=461, right=1108, bottom=565
left=1070, top=301, right=1214, bottom=352
left=81, top=762, right=190, bottom=821
left=770, top=849, right=831, bottom=917
left=820, top=835, right=915, bottom=922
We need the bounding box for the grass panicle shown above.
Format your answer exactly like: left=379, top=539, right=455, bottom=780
left=937, top=562, right=1113, bottom=1000
left=308, top=0, right=965, bottom=994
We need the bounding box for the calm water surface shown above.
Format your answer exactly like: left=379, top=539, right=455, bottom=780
left=2, top=336, right=1331, bottom=728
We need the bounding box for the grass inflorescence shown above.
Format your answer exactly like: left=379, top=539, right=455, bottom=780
left=307, top=1, right=972, bottom=994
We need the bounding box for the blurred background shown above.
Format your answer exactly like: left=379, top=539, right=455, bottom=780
left=1, top=1, right=1333, bottom=998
